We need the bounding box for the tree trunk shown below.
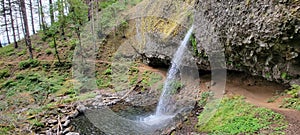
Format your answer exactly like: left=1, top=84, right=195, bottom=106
left=39, top=0, right=46, bottom=31
left=0, top=39, right=2, bottom=48
left=2, top=0, right=11, bottom=44
left=37, top=0, right=41, bottom=30
left=15, top=11, right=20, bottom=40
left=58, top=0, right=65, bottom=39
left=8, top=0, right=18, bottom=48
left=19, top=5, right=25, bottom=38
left=49, top=0, right=54, bottom=24
left=87, top=0, right=91, bottom=21
left=29, top=0, right=35, bottom=34
left=53, top=37, right=61, bottom=64
left=20, top=0, right=33, bottom=59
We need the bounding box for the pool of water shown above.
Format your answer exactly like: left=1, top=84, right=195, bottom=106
left=70, top=102, right=158, bottom=135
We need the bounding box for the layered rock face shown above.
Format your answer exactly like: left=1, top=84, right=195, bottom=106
left=193, top=0, right=300, bottom=83
left=133, top=0, right=300, bottom=84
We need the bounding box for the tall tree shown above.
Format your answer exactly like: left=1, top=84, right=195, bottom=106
left=20, top=0, right=33, bottom=59
left=14, top=11, right=20, bottom=40
left=39, top=0, right=46, bottom=31
left=2, top=0, right=11, bottom=44
left=67, top=0, right=88, bottom=41
left=37, top=0, right=41, bottom=30
left=57, top=0, right=66, bottom=39
left=29, top=0, right=35, bottom=34
left=49, top=0, right=54, bottom=24
left=47, top=22, right=61, bottom=64
left=8, top=0, right=18, bottom=48
left=86, top=0, right=91, bottom=21
left=19, top=5, right=25, bottom=37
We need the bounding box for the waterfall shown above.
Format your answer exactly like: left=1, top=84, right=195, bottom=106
left=155, top=25, right=194, bottom=115
left=141, top=26, right=194, bottom=126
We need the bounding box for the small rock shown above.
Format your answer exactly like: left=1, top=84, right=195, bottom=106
left=66, top=132, right=80, bottom=135
left=46, top=130, right=53, bottom=135
left=0, top=95, right=5, bottom=100
left=62, top=120, right=71, bottom=127
left=61, top=116, right=69, bottom=123
left=69, top=110, right=79, bottom=118
left=76, top=104, right=86, bottom=113
left=48, top=119, right=58, bottom=124
left=62, top=127, right=71, bottom=134
left=59, top=108, right=67, bottom=113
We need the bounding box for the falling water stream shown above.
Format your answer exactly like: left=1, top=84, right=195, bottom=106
left=141, top=26, right=194, bottom=125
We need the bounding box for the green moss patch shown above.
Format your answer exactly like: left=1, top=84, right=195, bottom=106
left=197, top=96, right=287, bottom=134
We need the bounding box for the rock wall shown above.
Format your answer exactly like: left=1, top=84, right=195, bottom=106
left=130, top=0, right=300, bottom=84
left=193, top=0, right=300, bottom=83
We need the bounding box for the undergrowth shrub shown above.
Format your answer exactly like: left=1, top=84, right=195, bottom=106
left=0, top=69, right=10, bottom=79
left=281, top=84, right=300, bottom=110
left=19, top=59, right=40, bottom=69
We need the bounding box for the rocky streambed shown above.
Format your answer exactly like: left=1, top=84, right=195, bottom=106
left=34, top=84, right=201, bottom=135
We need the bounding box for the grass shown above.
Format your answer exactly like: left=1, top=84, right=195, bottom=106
left=141, top=71, right=163, bottom=87
left=281, top=84, right=300, bottom=110
left=18, top=59, right=40, bottom=69
left=0, top=68, right=10, bottom=79
left=1, top=70, right=68, bottom=98
left=197, top=96, right=287, bottom=134
left=0, top=45, right=15, bottom=57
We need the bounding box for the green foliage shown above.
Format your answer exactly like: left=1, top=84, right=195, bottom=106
left=17, top=49, right=27, bottom=56
left=282, top=98, right=300, bottom=110
left=96, top=78, right=111, bottom=89
left=287, top=84, right=300, bottom=98
left=281, top=72, right=287, bottom=80
left=197, top=96, right=287, bottom=134
left=99, top=0, right=117, bottom=9
left=281, top=85, right=300, bottom=110
left=198, top=91, right=213, bottom=107
left=1, top=71, right=68, bottom=97
left=19, top=59, right=40, bottom=69
left=168, top=81, right=183, bottom=94
left=190, top=34, right=198, bottom=55
left=141, top=71, right=163, bottom=87
left=129, top=66, right=139, bottom=85
left=68, top=38, right=78, bottom=50
left=0, top=125, right=13, bottom=135
left=0, top=69, right=10, bottom=79
left=67, top=0, right=88, bottom=31
left=0, top=45, right=15, bottom=56
left=127, top=0, right=142, bottom=6
left=29, top=119, right=44, bottom=127
left=103, top=68, right=112, bottom=75
left=45, top=49, right=52, bottom=55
